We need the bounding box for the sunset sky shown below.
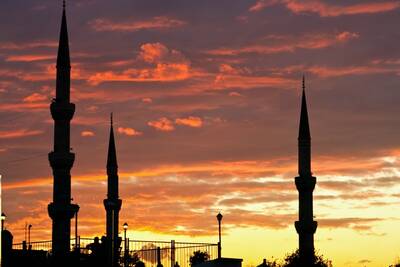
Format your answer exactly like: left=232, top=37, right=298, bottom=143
left=1, top=0, right=400, bottom=266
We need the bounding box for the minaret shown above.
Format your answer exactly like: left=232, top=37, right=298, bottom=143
left=294, top=76, right=317, bottom=265
left=104, top=114, right=122, bottom=267
left=48, top=0, right=79, bottom=260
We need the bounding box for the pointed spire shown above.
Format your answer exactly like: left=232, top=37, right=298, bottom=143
left=57, top=0, right=70, bottom=68
left=298, top=75, right=311, bottom=140
left=107, top=113, right=118, bottom=169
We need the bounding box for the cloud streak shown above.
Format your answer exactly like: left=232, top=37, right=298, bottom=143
left=249, top=0, right=400, bottom=17
left=89, top=16, right=186, bottom=32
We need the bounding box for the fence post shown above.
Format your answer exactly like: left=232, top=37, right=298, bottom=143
left=170, top=240, right=175, bottom=267
left=157, top=247, right=163, bottom=267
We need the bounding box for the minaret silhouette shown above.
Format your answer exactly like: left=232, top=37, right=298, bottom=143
left=47, top=0, right=79, bottom=261
left=294, top=76, right=317, bottom=265
left=104, top=113, right=122, bottom=267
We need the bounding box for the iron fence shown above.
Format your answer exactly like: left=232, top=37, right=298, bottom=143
left=12, top=237, right=218, bottom=267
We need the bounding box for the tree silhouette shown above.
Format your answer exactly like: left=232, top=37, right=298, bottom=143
left=257, top=258, right=279, bottom=267
left=282, top=250, right=332, bottom=267
left=189, top=250, right=210, bottom=266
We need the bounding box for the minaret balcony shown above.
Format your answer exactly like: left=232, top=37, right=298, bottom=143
left=103, top=199, right=122, bottom=211
left=295, top=220, right=317, bottom=234
left=295, top=176, right=316, bottom=192
left=50, top=101, right=75, bottom=121
left=48, top=202, right=79, bottom=220
left=49, top=151, right=75, bottom=169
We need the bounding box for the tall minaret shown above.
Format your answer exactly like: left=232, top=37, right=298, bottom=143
left=48, top=0, right=79, bottom=260
left=294, top=76, right=317, bottom=265
left=104, top=114, right=122, bottom=267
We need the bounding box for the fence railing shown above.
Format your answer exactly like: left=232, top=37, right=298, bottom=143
left=124, top=239, right=218, bottom=267
left=12, top=237, right=219, bottom=267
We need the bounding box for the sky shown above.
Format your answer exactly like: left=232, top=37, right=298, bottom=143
left=1, top=0, right=400, bottom=266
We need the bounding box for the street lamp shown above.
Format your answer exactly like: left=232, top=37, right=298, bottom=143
left=216, top=212, right=223, bottom=259
left=1, top=213, right=6, bottom=231
left=123, top=223, right=128, bottom=267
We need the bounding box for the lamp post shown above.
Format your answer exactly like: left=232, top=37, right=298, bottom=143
left=28, top=224, right=32, bottom=250
left=123, top=223, right=128, bottom=267
left=75, top=206, right=79, bottom=250
left=216, top=213, right=223, bottom=259
left=1, top=213, right=6, bottom=231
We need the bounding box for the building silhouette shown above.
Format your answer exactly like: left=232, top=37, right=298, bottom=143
left=294, top=76, right=318, bottom=265
left=104, top=114, right=122, bottom=267
left=47, top=0, right=79, bottom=262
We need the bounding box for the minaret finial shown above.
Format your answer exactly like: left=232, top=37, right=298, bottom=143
left=110, top=112, right=113, bottom=127
left=302, top=74, right=305, bottom=91
left=63, top=0, right=66, bottom=9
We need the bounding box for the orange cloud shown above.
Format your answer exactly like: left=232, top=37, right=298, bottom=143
left=307, top=65, right=398, bottom=78
left=23, top=93, right=48, bottom=103
left=5, top=54, right=55, bottom=62
left=175, top=116, right=203, bottom=128
left=249, top=0, right=400, bottom=17
left=117, top=127, right=143, bottom=136
left=208, top=31, right=359, bottom=56
left=214, top=73, right=296, bottom=90
left=0, top=102, right=48, bottom=112
left=0, top=129, right=43, bottom=139
left=142, top=97, right=153, bottom=103
left=88, top=42, right=194, bottom=85
left=89, top=16, right=186, bottom=32
left=81, top=131, right=95, bottom=137
left=0, top=40, right=57, bottom=50
left=139, top=42, right=188, bottom=64
left=148, top=117, right=175, bottom=132
left=88, top=63, right=191, bottom=85
left=229, top=92, right=243, bottom=97
left=139, top=42, right=170, bottom=63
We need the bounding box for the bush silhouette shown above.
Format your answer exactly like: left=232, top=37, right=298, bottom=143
left=190, top=250, right=210, bottom=266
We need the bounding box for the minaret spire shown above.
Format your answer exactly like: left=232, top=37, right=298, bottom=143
left=48, top=1, right=79, bottom=263
left=294, top=76, right=317, bottom=265
left=107, top=112, right=118, bottom=174
left=299, top=75, right=311, bottom=141
left=104, top=114, right=122, bottom=267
